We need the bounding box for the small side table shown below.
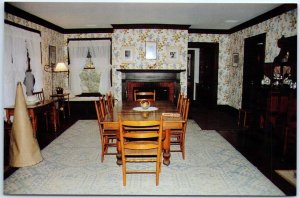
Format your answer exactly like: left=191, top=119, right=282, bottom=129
left=50, top=93, right=70, bottom=118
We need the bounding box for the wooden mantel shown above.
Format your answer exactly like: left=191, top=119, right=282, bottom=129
left=116, top=69, right=186, bottom=73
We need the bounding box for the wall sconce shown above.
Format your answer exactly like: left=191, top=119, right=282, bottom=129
left=84, top=49, right=95, bottom=69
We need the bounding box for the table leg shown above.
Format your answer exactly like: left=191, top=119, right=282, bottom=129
left=5, top=111, right=12, bottom=124
left=116, top=130, right=122, bottom=165
left=51, top=104, right=57, bottom=132
left=28, top=109, right=37, bottom=137
left=163, top=129, right=171, bottom=166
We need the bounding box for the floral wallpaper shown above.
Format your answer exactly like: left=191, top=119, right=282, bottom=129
left=189, top=9, right=296, bottom=109
left=228, top=9, right=297, bottom=109
left=111, top=29, right=189, bottom=101
left=5, top=8, right=297, bottom=108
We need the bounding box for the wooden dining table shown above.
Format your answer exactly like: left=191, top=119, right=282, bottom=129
left=101, top=100, right=184, bottom=166
left=4, top=100, right=58, bottom=137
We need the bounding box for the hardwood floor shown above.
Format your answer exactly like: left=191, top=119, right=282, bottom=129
left=4, top=101, right=296, bottom=195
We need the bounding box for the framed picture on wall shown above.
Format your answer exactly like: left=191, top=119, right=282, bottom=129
left=167, top=46, right=179, bottom=62
left=232, top=53, right=239, bottom=67
left=122, top=46, right=134, bottom=63
left=49, top=45, right=56, bottom=67
left=145, top=41, right=157, bottom=59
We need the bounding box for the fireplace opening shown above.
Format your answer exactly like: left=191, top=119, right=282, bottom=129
left=118, top=69, right=185, bottom=102
left=133, top=87, right=169, bottom=101
left=126, top=81, right=175, bottom=102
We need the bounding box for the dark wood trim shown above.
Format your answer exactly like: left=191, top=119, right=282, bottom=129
left=116, top=69, right=186, bottom=73
left=63, top=28, right=113, bottom=34
left=189, top=29, right=229, bottom=34
left=5, top=2, right=64, bottom=33
left=229, top=4, right=297, bottom=33
left=67, top=38, right=112, bottom=43
left=4, top=20, right=41, bottom=35
left=112, top=24, right=190, bottom=30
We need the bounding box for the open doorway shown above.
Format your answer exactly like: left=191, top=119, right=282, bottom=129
left=188, top=42, right=219, bottom=106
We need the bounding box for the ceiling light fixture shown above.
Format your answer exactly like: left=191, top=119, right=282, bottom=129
left=225, top=20, right=239, bottom=23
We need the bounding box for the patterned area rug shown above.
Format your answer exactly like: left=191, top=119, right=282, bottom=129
left=4, top=120, right=284, bottom=196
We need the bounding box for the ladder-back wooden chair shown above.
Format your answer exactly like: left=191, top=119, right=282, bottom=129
left=33, top=89, right=45, bottom=102
left=95, top=99, right=117, bottom=162
left=166, top=98, right=190, bottom=159
left=176, top=92, right=184, bottom=110
left=106, top=91, right=115, bottom=115
left=134, top=90, right=156, bottom=102
left=119, top=116, right=163, bottom=186
left=33, top=89, right=49, bottom=130
left=178, top=95, right=186, bottom=115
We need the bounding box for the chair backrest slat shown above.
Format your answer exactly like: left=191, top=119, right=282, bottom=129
left=33, top=89, right=45, bottom=101
left=134, top=90, right=156, bottom=101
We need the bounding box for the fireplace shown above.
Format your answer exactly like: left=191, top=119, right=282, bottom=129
left=117, top=69, right=185, bottom=102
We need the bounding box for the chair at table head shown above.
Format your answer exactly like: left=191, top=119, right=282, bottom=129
left=32, top=89, right=45, bottom=102
left=32, top=89, right=50, bottom=130
left=134, top=90, right=156, bottom=102
left=118, top=116, right=163, bottom=186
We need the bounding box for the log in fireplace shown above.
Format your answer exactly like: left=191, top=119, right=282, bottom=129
left=117, top=69, right=185, bottom=102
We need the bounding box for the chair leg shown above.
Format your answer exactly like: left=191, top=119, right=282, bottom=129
left=101, top=138, right=105, bottom=163
left=156, top=153, right=161, bottom=186
left=45, top=113, right=49, bottom=131
left=180, top=133, right=185, bottom=160
left=122, top=157, right=126, bottom=186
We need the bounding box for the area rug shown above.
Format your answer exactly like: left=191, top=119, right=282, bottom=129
left=4, top=120, right=284, bottom=196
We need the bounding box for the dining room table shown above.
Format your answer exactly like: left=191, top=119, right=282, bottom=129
left=101, top=100, right=184, bottom=166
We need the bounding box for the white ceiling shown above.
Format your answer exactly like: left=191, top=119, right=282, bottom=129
left=8, top=2, right=283, bottom=30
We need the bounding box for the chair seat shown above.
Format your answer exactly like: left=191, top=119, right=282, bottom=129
left=125, top=148, right=158, bottom=156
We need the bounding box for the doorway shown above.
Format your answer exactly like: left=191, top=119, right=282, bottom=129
left=188, top=42, right=219, bottom=106
left=242, top=33, right=266, bottom=110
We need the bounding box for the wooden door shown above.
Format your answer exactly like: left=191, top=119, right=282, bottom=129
left=187, top=50, right=195, bottom=100
left=242, top=33, right=266, bottom=110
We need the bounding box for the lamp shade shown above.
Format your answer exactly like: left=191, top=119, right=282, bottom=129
left=54, top=62, right=68, bottom=72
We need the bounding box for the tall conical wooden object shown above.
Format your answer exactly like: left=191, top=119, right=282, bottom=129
left=9, top=82, right=43, bottom=167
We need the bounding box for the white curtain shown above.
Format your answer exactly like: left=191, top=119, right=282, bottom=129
left=68, top=40, right=111, bottom=95
left=3, top=24, right=42, bottom=109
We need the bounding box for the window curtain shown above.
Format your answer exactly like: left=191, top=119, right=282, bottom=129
left=3, top=24, right=42, bottom=110
left=68, top=40, right=111, bottom=95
